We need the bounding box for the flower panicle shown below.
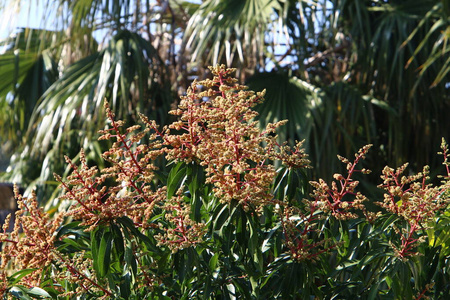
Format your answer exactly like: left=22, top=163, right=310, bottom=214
left=0, top=65, right=313, bottom=294
left=280, top=205, right=335, bottom=262
left=0, top=187, right=64, bottom=287
left=376, top=145, right=450, bottom=258
left=160, top=65, right=309, bottom=209
left=155, top=191, right=206, bottom=253
left=438, top=138, right=450, bottom=179
left=307, top=145, right=372, bottom=220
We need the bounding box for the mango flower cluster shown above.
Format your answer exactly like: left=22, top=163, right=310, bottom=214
left=60, top=65, right=309, bottom=258
left=1, top=65, right=449, bottom=296
left=0, top=65, right=311, bottom=293
left=0, top=187, right=63, bottom=291
left=377, top=155, right=450, bottom=259
left=164, top=66, right=309, bottom=208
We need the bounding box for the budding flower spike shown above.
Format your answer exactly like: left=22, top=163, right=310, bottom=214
left=1, top=66, right=448, bottom=299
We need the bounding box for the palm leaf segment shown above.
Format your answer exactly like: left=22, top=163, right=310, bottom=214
left=28, top=30, right=171, bottom=158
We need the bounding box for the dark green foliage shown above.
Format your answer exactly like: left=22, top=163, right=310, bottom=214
left=1, top=67, right=448, bottom=298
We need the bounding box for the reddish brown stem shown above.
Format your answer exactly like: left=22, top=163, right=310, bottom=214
left=55, top=251, right=112, bottom=296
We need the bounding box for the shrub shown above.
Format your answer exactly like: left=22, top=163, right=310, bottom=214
left=1, top=65, right=449, bottom=299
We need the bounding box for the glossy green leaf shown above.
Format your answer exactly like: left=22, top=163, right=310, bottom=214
left=91, top=226, right=103, bottom=277
left=8, top=269, right=38, bottom=286
left=166, top=162, right=187, bottom=199
left=97, top=230, right=113, bottom=278
left=26, top=287, right=52, bottom=298
left=120, top=272, right=132, bottom=299
left=9, top=286, right=32, bottom=300
left=208, top=252, right=219, bottom=271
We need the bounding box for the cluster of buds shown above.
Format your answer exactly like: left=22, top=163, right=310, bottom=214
left=58, top=104, right=168, bottom=230
left=280, top=204, right=334, bottom=261
left=49, top=65, right=312, bottom=276
left=9, top=66, right=448, bottom=294
left=308, top=145, right=372, bottom=220
left=377, top=160, right=449, bottom=259
left=163, top=65, right=308, bottom=208
left=155, top=190, right=206, bottom=253
left=0, top=186, right=112, bottom=296
left=280, top=145, right=372, bottom=261
left=0, top=186, right=63, bottom=288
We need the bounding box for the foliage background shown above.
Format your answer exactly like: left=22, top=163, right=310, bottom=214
left=0, top=66, right=449, bottom=299
left=0, top=0, right=448, bottom=202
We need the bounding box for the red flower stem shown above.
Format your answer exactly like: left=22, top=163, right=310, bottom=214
left=176, top=215, right=188, bottom=242
left=66, top=159, right=102, bottom=203
left=443, top=144, right=450, bottom=176
left=19, top=200, right=55, bottom=238
left=135, top=249, right=154, bottom=285
left=110, top=118, right=144, bottom=174
left=54, top=251, right=112, bottom=296
left=59, top=180, right=94, bottom=212
left=1, top=238, right=36, bottom=247
left=217, top=71, right=227, bottom=98
left=337, top=150, right=366, bottom=199
left=399, top=222, right=420, bottom=256
left=416, top=285, right=430, bottom=300
left=116, top=164, right=151, bottom=203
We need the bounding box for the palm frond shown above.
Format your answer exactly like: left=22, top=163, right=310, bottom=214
left=0, top=29, right=60, bottom=145
left=26, top=30, right=172, bottom=158
left=184, top=0, right=290, bottom=73
left=248, top=71, right=385, bottom=179
left=402, top=1, right=450, bottom=88
left=247, top=71, right=316, bottom=145
left=337, top=0, right=450, bottom=171
left=1, top=30, right=173, bottom=201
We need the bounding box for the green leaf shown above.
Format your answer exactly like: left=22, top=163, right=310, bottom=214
left=55, top=221, right=84, bottom=239
left=9, top=286, right=32, bottom=300
left=111, top=222, right=125, bottom=260
left=91, top=227, right=100, bottom=274
left=166, top=162, right=187, bottom=199
left=57, top=237, right=88, bottom=252
left=124, top=243, right=138, bottom=277
left=8, top=269, right=38, bottom=286
left=248, top=217, right=263, bottom=273
left=120, top=271, right=132, bottom=299
left=26, top=287, right=52, bottom=298
left=118, top=216, right=160, bottom=254
left=91, top=226, right=112, bottom=278
left=213, top=203, right=231, bottom=236
left=209, top=252, right=219, bottom=271
left=97, top=230, right=114, bottom=278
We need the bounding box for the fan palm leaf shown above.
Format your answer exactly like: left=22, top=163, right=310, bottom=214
left=402, top=1, right=450, bottom=88
left=0, top=29, right=59, bottom=145
left=3, top=30, right=173, bottom=202
left=321, top=0, right=450, bottom=171
left=247, top=71, right=315, bottom=145
left=183, top=0, right=293, bottom=74
left=26, top=30, right=172, bottom=158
